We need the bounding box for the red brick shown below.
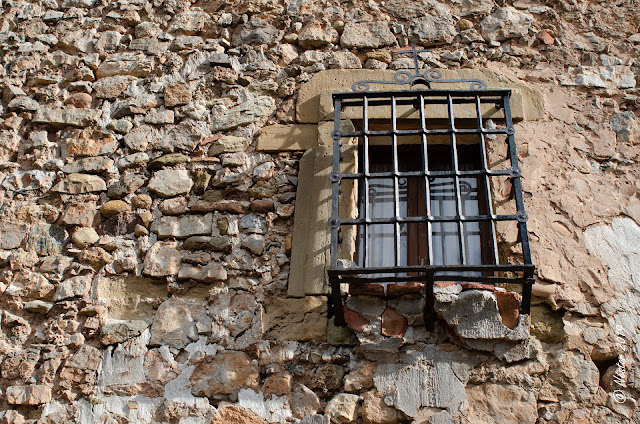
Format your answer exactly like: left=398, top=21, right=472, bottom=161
left=344, top=306, right=369, bottom=333
left=349, top=283, right=385, bottom=297
left=387, top=282, right=423, bottom=297
left=460, top=282, right=495, bottom=291
left=381, top=307, right=407, bottom=337
left=495, top=291, right=520, bottom=329
left=537, top=30, right=555, bottom=45
left=434, top=281, right=457, bottom=289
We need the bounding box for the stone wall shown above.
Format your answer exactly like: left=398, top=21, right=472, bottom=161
left=0, top=0, right=639, bottom=423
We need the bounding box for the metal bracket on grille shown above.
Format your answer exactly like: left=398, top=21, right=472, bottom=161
left=351, top=45, right=488, bottom=92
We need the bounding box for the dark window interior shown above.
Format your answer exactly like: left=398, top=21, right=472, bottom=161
left=357, top=144, right=493, bottom=272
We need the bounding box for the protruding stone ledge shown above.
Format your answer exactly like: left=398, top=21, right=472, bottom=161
left=297, top=69, right=544, bottom=123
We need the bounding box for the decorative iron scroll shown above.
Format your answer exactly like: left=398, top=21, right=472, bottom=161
left=351, top=45, right=488, bottom=92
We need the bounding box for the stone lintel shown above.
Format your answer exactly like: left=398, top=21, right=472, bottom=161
left=297, top=69, right=544, bottom=123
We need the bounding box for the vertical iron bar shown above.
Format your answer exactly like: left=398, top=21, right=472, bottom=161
left=447, top=95, right=467, bottom=265
left=391, top=96, right=400, bottom=267
left=363, top=96, right=370, bottom=268
left=503, top=93, right=533, bottom=315
left=419, top=94, right=433, bottom=265
left=331, top=96, right=344, bottom=325
left=475, top=95, right=499, bottom=265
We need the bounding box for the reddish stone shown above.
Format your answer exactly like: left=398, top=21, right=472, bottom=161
left=387, top=282, right=423, bottom=297
left=381, top=307, right=407, bottom=337
left=212, top=406, right=267, bottom=424
left=191, top=201, right=249, bottom=214
left=65, top=93, right=93, bottom=108
left=250, top=199, right=275, bottom=213
left=344, top=306, right=369, bottom=333
left=349, top=282, right=385, bottom=297
left=263, top=373, right=292, bottom=396
left=434, top=281, right=457, bottom=289
left=495, top=291, right=520, bottom=329
left=537, top=30, right=555, bottom=45
left=460, top=282, right=495, bottom=291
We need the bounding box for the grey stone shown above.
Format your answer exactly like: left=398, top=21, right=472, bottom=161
left=327, top=51, right=362, bottom=69
left=6, top=385, right=51, bottom=405
left=33, top=107, right=101, bottom=128
left=298, top=25, right=339, bottom=49
left=178, top=262, right=227, bottom=282
left=62, top=156, right=114, bottom=174
left=123, top=125, right=157, bottom=151
left=242, top=234, right=265, bottom=254
left=211, top=96, right=276, bottom=132
left=409, top=7, right=456, bottom=46
left=232, top=17, right=279, bottom=46
left=373, top=346, right=479, bottom=418
left=149, top=298, right=210, bottom=348
left=435, top=290, right=529, bottom=341
left=94, top=75, right=138, bottom=99
left=340, top=22, right=396, bottom=49
left=538, top=350, right=599, bottom=403
left=136, top=22, right=162, bottom=39
left=100, top=319, right=149, bottom=345
left=8, top=96, right=40, bottom=112
left=0, top=223, right=26, bottom=249
left=208, top=52, right=232, bottom=67
left=53, top=275, right=92, bottom=301
left=156, top=214, right=213, bottom=239
left=240, top=214, right=267, bottom=234
left=148, top=169, right=193, bottom=197
left=2, top=170, right=56, bottom=193
left=382, top=0, right=436, bottom=18
left=301, top=416, right=330, bottom=424
left=154, top=121, right=206, bottom=152
left=173, top=35, right=204, bottom=50
left=610, top=111, right=639, bottom=143
left=52, top=173, right=107, bottom=193
left=25, top=225, right=66, bottom=256
left=24, top=300, right=54, bottom=314
left=183, top=236, right=232, bottom=252
left=118, top=152, right=150, bottom=170
left=107, top=119, right=133, bottom=134
left=168, top=11, right=212, bottom=34
left=96, top=52, right=155, bottom=79
left=145, top=109, right=175, bottom=125
left=480, top=7, right=534, bottom=44
left=95, top=31, right=122, bottom=53
left=142, top=241, right=181, bottom=277
left=107, top=173, right=145, bottom=199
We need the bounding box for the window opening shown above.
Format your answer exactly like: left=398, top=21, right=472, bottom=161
left=327, top=48, right=535, bottom=330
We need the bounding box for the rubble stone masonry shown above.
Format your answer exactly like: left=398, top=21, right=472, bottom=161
left=0, top=0, right=639, bottom=423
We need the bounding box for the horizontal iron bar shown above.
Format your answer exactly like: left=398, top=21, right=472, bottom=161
left=339, top=128, right=510, bottom=137
left=328, top=264, right=535, bottom=275
left=338, top=214, right=520, bottom=224
left=334, top=275, right=534, bottom=285
left=334, top=89, right=512, bottom=100
left=340, top=97, right=504, bottom=108
left=339, top=169, right=512, bottom=179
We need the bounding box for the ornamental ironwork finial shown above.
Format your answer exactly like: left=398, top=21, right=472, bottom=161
left=351, top=45, right=488, bottom=92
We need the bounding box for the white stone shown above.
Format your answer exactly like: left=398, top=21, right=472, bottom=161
left=148, top=169, right=193, bottom=197
left=237, top=388, right=293, bottom=423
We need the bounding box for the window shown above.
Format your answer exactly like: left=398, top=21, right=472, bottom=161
left=328, top=89, right=535, bottom=329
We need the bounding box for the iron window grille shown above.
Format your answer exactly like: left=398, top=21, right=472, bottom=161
left=328, top=49, right=535, bottom=330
